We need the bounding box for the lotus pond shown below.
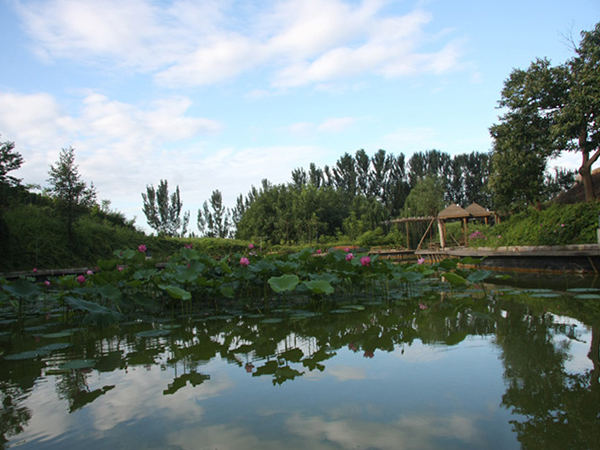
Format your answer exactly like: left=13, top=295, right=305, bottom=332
left=1, top=247, right=600, bottom=449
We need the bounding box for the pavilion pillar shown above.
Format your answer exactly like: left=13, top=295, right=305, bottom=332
left=437, top=219, right=446, bottom=249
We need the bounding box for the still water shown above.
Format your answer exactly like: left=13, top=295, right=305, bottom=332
left=1, top=282, right=599, bottom=449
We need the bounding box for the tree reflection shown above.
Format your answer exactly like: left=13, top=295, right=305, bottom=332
left=496, top=296, right=600, bottom=449
left=0, top=382, right=31, bottom=450
left=3, top=287, right=600, bottom=447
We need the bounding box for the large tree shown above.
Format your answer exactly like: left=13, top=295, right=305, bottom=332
left=141, top=179, right=189, bottom=237
left=197, top=189, right=231, bottom=238
left=554, top=22, right=600, bottom=200
left=47, top=147, right=97, bottom=240
left=491, top=22, right=600, bottom=203
left=0, top=138, right=24, bottom=209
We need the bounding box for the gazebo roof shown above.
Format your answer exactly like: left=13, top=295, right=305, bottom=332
left=465, top=202, right=492, bottom=217
left=438, top=203, right=470, bottom=219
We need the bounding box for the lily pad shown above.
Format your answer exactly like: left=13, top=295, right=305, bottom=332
left=40, top=331, right=75, bottom=339
left=39, top=343, right=73, bottom=352
left=342, top=305, right=366, bottom=311
left=568, top=287, right=600, bottom=292
left=136, top=330, right=171, bottom=338
left=261, top=318, right=284, bottom=324
left=58, top=359, right=96, bottom=370
left=530, top=293, right=561, bottom=298
left=5, top=349, right=49, bottom=360
left=574, top=294, right=600, bottom=299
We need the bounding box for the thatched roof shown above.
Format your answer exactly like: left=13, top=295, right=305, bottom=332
left=465, top=202, right=492, bottom=217
left=388, top=216, right=435, bottom=224
left=438, top=203, right=469, bottom=219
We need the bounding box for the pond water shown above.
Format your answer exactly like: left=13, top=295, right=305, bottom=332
left=1, top=281, right=599, bottom=449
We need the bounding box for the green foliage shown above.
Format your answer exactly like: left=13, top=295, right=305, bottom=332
left=142, top=179, right=190, bottom=237
left=0, top=242, right=491, bottom=325
left=0, top=203, right=173, bottom=272
left=0, top=137, right=24, bottom=209
left=465, top=202, right=599, bottom=247
left=197, top=190, right=231, bottom=238
left=490, top=22, right=600, bottom=204
left=404, top=175, right=445, bottom=217
left=47, top=147, right=97, bottom=239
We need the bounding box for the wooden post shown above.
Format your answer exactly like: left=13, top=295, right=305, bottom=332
left=406, top=222, right=410, bottom=249
left=437, top=219, right=446, bottom=248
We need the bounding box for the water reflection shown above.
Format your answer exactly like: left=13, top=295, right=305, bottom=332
left=0, top=286, right=599, bottom=448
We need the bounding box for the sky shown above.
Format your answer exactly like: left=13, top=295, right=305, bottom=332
left=0, top=0, right=598, bottom=234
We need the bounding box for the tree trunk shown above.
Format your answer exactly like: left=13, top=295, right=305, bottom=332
left=579, top=130, right=599, bottom=202
left=580, top=163, right=595, bottom=202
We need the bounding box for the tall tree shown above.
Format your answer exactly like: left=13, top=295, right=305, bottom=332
left=308, top=163, right=324, bottom=188
left=197, top=189, right=231, bottom=238
left=355, top=149, right=371, bottom=197
left=491, top=22, right=600, bottom=202
left=332, top=152, right=357, bottom=197
left=47, top=147, right=97, bottom=240
left=0, top=138, right=24, bottom=209
left=141, top=179, right=189, bottom=237
left=408, top=150, right=452, bottom=188
left=554, top=22, right=600, bottom=201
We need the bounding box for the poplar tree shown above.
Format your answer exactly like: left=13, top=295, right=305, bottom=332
left=47, top=147, right=97, bottom=241
left=141, top=179, right=189, bottom=237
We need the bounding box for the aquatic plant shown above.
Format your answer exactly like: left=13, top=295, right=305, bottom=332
left=0, top=246, right=495, bottom=325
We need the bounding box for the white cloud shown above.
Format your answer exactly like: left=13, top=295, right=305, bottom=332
left=286, top=412, right=483, bottom=449
left=0, top=88, right=333, bottom=233
left=327, top=365, right=367, bottom=381
left=15, top=0, right=466, bottom=88
left=318, top=117, right=356, bottom=133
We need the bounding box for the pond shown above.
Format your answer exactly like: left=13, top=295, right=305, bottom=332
left=1, top=278, right=600, bottom=449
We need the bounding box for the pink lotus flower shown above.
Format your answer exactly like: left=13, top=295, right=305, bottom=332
left=240, top=257, right=250, bottom=266
left=138, top=244, right=147, bottom=253
left=184, top=243, right=193, bottom=249
left=316, top=249, right=322, bottom=254
left=118, top=265, right=124, bottom=272
left=360, top=256, right=371, bottom=266
left=32, top=268, right=37, bottom=273
left=346, top=253, right=354, bottom=261
left=76, top=275, right=86, bottom=284
left=417, top=257, right=425, bottom=265
left=419, top=302, right=427, bottom=310
left=344, top=247, right=350, bottom=252
left=44, top=280, right=51, bottom=286
left=86, top=270, right=94, bottom=275
left=248, top=243, right=254, bottom=250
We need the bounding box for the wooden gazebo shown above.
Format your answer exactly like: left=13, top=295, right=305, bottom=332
left=388, top=203, right=497, bottom=250
left=465, top=202, right=497, bottom=225
left=437, top=204, right=470, bottom=248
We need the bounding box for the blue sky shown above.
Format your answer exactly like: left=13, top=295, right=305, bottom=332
left=0, top=0, right=598, bottom=233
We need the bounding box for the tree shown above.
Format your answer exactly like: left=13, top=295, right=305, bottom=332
left=491, top=22, right=600, bottom=202
left=0, top=138, right=23, bottom=188
left=0, top=138, right=24, bottom=209
left=47, top=147, right=97, bottom=240
left=404, top=175, right=445, bottom=217
left=141, top=179, right=189, bottom=237
left=554, top=22, right=600, bottom=201
left=197, top=190, right=231, bottom=238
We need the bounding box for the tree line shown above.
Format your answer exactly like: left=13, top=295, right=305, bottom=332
left=141, top=148, right=496, bottom=243
left=3, top=22, right=598, bottom=249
